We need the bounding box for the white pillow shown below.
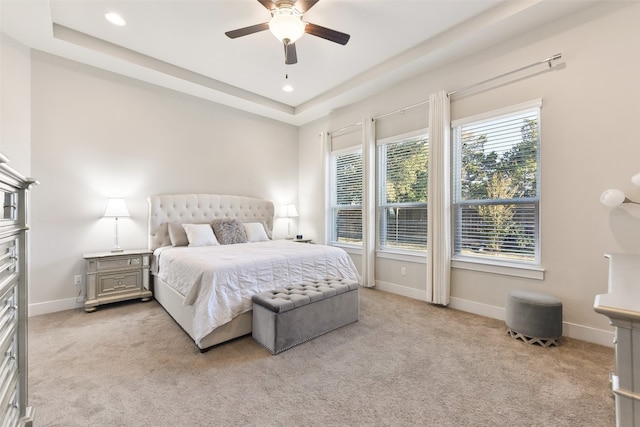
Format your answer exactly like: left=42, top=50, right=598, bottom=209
left=243, top=222, right=270, bottom=242
left=182, top=224, right=219, bottom=247
left=168, top=223, right=189, bottom=246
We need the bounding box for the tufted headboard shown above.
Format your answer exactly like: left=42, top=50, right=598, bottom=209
left=148, top=194, right=275, bottom=251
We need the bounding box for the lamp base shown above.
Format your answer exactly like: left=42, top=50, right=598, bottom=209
left=111, top=248, right=124, bottom=253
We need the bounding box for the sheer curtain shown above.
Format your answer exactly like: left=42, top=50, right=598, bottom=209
left=362, top=117, right=376, bottom=287
left=322, top=131, right=332, bottom=245
left=426, top=90, right=451, bottom=305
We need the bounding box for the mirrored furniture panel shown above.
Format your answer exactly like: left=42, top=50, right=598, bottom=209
left=0, top=153, right=37, bottom=426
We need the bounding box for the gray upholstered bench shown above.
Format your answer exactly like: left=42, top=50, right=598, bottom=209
left=505, top=290, right=563, bottom=347
left=252, top=278, right=359, bottom=354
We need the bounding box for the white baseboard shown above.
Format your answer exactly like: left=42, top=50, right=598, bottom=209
left=30, top=284, right=616, bottom=348
left=562, top=321, right=614, bottom=348
left=448, top=296, right=506, bottom=320
left=374, top=281, right=615, bottom=348
left=29, top=298, right=83, bottom=317
left=375, top=280, right=428, bottom=301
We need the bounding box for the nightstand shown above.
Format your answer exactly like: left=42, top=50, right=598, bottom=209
left=83, top=249, right=152, bottom=312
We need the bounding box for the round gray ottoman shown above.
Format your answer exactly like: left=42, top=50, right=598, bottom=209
left=505, top=290, right=562, bottom=347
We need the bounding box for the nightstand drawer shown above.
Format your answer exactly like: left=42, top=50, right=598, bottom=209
left=96, top=256, right=141, bottom=272
left=97, top=271, right=141, bottom=296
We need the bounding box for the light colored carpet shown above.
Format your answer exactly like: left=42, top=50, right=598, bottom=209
left=28, top=288, right=615, bottom=426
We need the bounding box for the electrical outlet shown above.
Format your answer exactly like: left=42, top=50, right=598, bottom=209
left=74, top=275, right=82, bottom=286
left=401, top=267, right=406, bottom=276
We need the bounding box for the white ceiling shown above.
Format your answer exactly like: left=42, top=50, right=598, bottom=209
left=1, top=0, right=597, bottom=126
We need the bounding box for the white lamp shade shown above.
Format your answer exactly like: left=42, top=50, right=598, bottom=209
left=103, top=198, right=130, bottom=218
left=286, top=204, right=298, bottom=218
left=279, top=204, right=298, bottom=218
left=600, top=189, right=626, bottom=207
left=632, top=171, right=640, bottom=187
left=269, top=11, right=305, bottom=43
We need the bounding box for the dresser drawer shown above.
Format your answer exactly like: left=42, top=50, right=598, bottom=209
left=0, top=238, right=17, bottom=286
left=0, top=299, right=17, bottom=357
left=97, top=271, right=141, bottom=297
left=0, top=342, right=18, bottom=423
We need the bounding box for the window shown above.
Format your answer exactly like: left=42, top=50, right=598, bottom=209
left=452, top=101, right=541, bottom=264
left=330, top=149, right=363, bottom=246
left=377, top=131, right=429, bottom=252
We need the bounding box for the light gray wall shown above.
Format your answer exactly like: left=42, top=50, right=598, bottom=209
left=0, top=34, right=35, bottom=318
left=297, top=121, right=326, bottom=243
left=298, top=2, right=640, bottom=346
left=29, top=52, right=298, bottom=313
left=0, top=33, right=31, bottom=174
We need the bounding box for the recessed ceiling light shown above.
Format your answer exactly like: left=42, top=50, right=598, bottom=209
left=282, top=85, right=294, bottom=92
left=105, top=12, right=126, bottom=26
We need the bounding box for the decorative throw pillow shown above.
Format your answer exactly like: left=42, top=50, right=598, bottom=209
left=168, top=222, right=189, bottom=246
left=243, top=219, right=272, bottom=240
left=243, top=222, right=270, bottom=242
left=182, top=224, right=219, bottom=247
left=212, top=218, right=248, bottom=244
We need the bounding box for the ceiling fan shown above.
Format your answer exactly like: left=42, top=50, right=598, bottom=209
left=225, top=0, right=350, bottom=65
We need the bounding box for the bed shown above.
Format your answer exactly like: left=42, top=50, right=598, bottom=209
left=148, top=194, right=360, bottom=351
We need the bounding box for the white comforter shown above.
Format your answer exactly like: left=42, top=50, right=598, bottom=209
left=154, top=240, right=360, bottom=345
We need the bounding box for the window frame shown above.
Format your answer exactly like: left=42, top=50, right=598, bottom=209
left=451, top=100, right=542, bottom=272
left=376, top=129, right=429, bottom=256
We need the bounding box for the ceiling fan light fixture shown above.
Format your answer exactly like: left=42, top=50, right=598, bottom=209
left=269, top=8, right=305, bottom=44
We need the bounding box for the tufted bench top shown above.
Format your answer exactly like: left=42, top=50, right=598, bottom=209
left=252, top=278, right=359, bottom=314
left=508, top=290, right=562, bottom=306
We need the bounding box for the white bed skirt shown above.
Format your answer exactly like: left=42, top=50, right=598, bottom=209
left=153, top=275, right=253, bottom=351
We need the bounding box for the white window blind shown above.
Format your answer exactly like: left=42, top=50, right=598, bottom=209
left=377, top=131, right=429, bottom=252
left=452, top=102, right=541, bottom=264
left=331, top=149, right=363, bottom=245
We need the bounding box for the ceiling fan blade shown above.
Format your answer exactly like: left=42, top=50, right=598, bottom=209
left=257, top=0, right=276, bottom=11
left=295, top=1, right=319, bottom=13
left=225, top=23, right=270, bottom=39
left=305, top=23, right=350, bottom=45
left=284, top=42, right=298, bottom=65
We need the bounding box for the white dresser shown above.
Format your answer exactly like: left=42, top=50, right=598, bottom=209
left=594, top=253, right=640, bottom=427
left=0, top=155, right=36, bottom=426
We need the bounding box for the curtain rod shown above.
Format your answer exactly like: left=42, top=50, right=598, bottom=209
left=331, top=53, right=562, bottom=133
left=448, top=53, right=562, bottom=97
left=374, top=99, right=430, bottom=120
left=331, top=121, right=363, bottom=135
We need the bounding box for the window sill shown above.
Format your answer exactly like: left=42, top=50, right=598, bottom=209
left=451, top=257, right=544, bottom=280
left=376, top=250, right=427, bottom=264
